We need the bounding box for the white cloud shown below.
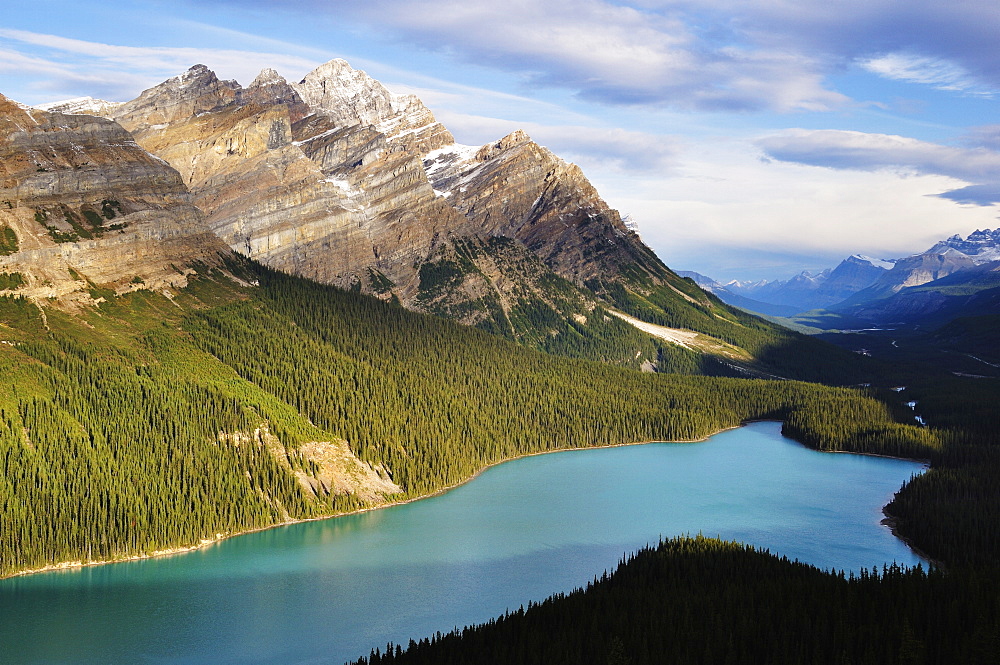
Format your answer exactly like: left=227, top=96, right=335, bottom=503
left=757, top=129, right=1000, bottom=205
left=347, top=0, right=847, bottom=112
left=434, top=110, right=680, bottom=173
left=860, top=53, right=995, bottom=96
left=176, top=0, right=1000, bottom=113
left=0, top=28, right=321, bottom=103
left=598, top=140, right=1000, bottom=280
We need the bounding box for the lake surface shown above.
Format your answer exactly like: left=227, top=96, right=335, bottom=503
left=0, top=422, right=926, bottom=665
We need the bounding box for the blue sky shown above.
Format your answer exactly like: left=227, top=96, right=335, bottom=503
left=3, top=0, right=1000, bottom=281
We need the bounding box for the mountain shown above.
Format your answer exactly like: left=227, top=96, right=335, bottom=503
left=825, top=260, right=1000, bottom=328
left=33, top=96, right=123, bottom=116
left=0, top=96, right=901, bottom=575
left=831, top=249, right=979, bottom=310
left=790, top=229, right=1000, bottom=330
left=0, top=93, right=231, bottom=308
left=814, top=254, right=897, bottom=305
left=5, top=61, right=998, bottom=665
left=714, top=254, right=895, bottom=314
left=681, top=254, right=894, bottom=316
left=728, top=269, right=830, bottom=312
left=95, top=62, right=676, bottom=344
left=708, top=230, right=1000, bottom=323
left=676, top=271, right=802, bottom=317
left=926, top=228, right=1000, bottom=263
left=17, top=58, right=863, bottom=383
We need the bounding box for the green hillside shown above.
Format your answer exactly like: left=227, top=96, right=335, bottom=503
left=0, top=263, right=933, bottom=577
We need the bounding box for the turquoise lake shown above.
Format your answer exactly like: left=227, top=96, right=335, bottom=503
left=0, top=422, right=926, bottom=665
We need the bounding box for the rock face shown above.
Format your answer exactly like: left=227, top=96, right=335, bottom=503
left=290, top=59, right=453, bottom=154
left=109, top=63, right=467, bottom=303
left=784, top=230, right=1000, bottom=327
left=926, top=229, right=1000, bottom=264
left=0, top=94, right=230, bottom=306
left=834, top=247, right=983, bottom=311
left=424, top=131, right=667, bottom=286
left=91, top=59, right=679, bottom=334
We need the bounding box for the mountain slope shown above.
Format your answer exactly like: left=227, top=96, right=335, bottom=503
left=0, top=93, right=231, bottom=307
left=65, top=60, right=861, bottom=380
left=793, top=231, right=1000, bottom=330
left=0, top=257, right=937, bottom=578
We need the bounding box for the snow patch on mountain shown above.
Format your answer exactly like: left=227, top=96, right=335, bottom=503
left=852, top=255, right=896, bottom=270
left=927, top=229, right=1000, bottom=264
left=34, top=96, right=123, bottom=116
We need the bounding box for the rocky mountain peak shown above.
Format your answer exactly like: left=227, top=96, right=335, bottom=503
left=292, top=59, right=396, bottom=128
left=475, top=130, right=533, bottom=161
left=37, top=59, right=682, bottom=329
left=251, top=68, right=286, bottom=88
left=244, top=67, right=310, bottom=122
left=111, top=64, right=241, bottom=135
left=847, top=254, right=896, bottom=270
left=925, top=228, right=1000, bottom=264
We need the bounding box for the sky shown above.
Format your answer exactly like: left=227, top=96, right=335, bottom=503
left=2, top=0, right=1000, bottom=281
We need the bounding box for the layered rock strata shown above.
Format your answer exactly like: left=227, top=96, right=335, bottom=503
left=59, top=59, right=684, bottom=330
left=0, top=94, right=230, bottom=306
left=109, top=64, right=466, bottom=298
left=424, top=131, right=669, bottom=286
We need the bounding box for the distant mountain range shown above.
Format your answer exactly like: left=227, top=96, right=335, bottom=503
left=679, top=253, right=896, bottom=315
left=685, top=229, right=1000, bottom=330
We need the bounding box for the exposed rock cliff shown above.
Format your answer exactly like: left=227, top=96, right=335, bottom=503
left=290, top=59, right=453, bottom=154
left=424, top=131, right=668, bottom=286
left=109, top=64, right=466, bottom=301
left=60, top=59, right=713, bottom=340
left=0, top=94, right=230, bottom=307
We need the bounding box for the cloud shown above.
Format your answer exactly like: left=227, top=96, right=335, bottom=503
left=962, top=125, right=1000, bottom=151
left=936, top=184, right=1000, bottom=207
left=361, top=0, right=850, bottom=112
left=859, top=53, right=995, bottom=96
left=433, top=110, right=681, bottom=173
left=186, top=0, right=848, bottom=113
left=0, top=28, right=321, bottom=103
left=665, top=0, right=1000, bottom=90
left=249, top=0, right=1000, bottom=109
left=757, top=129, right=1000, bottom=205
left=602, top=140, right=1000, bottom=280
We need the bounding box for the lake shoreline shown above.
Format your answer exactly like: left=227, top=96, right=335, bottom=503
left=1, top=420, right=926, bottom=580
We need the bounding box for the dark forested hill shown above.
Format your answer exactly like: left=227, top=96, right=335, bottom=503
left=348, top=537, right=1000, bottom=665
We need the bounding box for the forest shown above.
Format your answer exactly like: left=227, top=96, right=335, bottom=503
left=2, top=262, right=999, bottom=665
left=349, top=536, right=1000, bottom=665
left=0, top=264, right=934, bottom=576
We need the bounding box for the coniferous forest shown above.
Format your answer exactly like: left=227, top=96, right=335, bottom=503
left=0, top=263, right=936, bottom=576
left=2, top=262, right=999, bottom=664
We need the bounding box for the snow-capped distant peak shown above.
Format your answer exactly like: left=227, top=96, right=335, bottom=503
left=725, top=279, right=769, bottom=289
left=34, top=96, right=122, bottom=116
left=851, top=254, right=896, bottom=270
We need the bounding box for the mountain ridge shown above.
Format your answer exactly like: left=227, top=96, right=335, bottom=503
left=8, top=58, right=870, bottom=382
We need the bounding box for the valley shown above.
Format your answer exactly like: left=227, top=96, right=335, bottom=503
left=1, top=55, right=998, bottom=665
